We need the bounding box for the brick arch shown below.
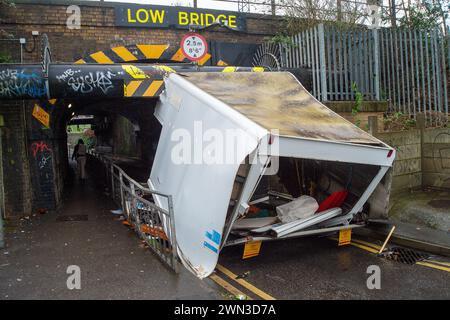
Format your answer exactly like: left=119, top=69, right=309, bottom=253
left=74, top=43, right=212, bottom=65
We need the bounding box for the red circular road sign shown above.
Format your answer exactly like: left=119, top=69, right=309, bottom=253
left=180, top=33, right=208, bottom=62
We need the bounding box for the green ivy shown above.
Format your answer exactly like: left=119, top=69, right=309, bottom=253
left=0, top=53, right=12, bottom=63
left=351, top=82, right=363, bottom=128
left=269, top=34, right=298, bottom=49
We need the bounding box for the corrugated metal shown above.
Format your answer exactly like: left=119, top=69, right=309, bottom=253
left=183, top=72, right=383, bottom=146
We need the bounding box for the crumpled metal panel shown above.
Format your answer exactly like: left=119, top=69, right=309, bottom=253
left=183, top=72, right=383, bottom=145
left=149, top=73, right=268, bottom=278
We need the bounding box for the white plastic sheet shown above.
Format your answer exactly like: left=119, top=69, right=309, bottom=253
left=276, top=195, right=319, bottom=223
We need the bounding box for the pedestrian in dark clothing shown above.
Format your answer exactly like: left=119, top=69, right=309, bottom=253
left=72, top=139, right=87, bottom=180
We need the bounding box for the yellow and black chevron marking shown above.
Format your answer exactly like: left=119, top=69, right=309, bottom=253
left=217, top=60, right=229, bottom=66
left=75, top=44, right=214, bottom=66
left=222, top=66, right=265, bottom=73
left=124, top=80, right=165, bottom=98
left=122, top=64, right=176, bottom=97
left=75, top=44, right=173, bottom=64
left=121, top=65, right=264, bottom=97
left=73, top=45, right=264, bottom=98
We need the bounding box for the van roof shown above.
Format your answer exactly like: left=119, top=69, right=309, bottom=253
left=182, top=72, right=383, bottom=146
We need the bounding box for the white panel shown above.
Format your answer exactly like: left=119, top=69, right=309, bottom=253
left=149, top=74, right=267, bottom=278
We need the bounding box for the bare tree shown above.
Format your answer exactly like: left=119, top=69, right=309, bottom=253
left=277, top=0, right=367, bottom=34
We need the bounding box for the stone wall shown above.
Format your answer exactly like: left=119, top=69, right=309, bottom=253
left=422, top=128, right=450, bottom=190
left=376, top=129, right=422, bottom=195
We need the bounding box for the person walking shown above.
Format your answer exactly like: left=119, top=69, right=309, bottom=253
left=72, top=139, right=87, bottom=181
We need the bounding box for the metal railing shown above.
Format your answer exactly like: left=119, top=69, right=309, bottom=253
left=379, top=28, right=448, bottom=126
left=278, top=24, right=449, bottom=124
left=281, top=24, right=381, bottom=101
left=89, top=150, right=179, bottom=273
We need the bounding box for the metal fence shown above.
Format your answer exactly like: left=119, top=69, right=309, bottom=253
left=0, top=39, right=24, bottom=63
left=278, top=24, right=449, bottom=123
left=89, top=151, right=179, bottom=273
left=379, top=28, right=448, bottom=125
left=281, top=24, right=381, bottom=101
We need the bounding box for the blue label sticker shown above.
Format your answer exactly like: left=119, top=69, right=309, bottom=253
left=205, top=230, right=221, bottom=245
left=204, top=229, right=221, bottom=254
left=203, top=241, right=218, bottom=254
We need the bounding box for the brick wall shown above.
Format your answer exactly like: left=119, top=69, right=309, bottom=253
left=0, top=102, right=32, bottom=218
left=0, top=1, right=283, bottom=63
left=0, top=0, right=284, bottom=217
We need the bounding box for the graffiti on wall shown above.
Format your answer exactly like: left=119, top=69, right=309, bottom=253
left=55, top=68, right=118, bottom=95
left=31, top=141, right=53, bottom=170
left=0, top=67, right=47, bottom=99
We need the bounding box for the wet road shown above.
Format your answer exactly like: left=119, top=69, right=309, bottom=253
left=214, top=235, right=450, bottom=299
left=0, top=167, right=220, bottom=300
left=1, top=160, right=448, bottom=300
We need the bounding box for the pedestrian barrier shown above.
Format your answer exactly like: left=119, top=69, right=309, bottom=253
left=88, top=150, right=179, bottom=273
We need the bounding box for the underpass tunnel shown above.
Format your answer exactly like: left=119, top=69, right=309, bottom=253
left=19, top=93, right=165, bottom=219
left=63, top=97, right=162, bottom=182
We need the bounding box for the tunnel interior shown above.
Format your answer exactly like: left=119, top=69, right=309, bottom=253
left=20, top=94, right=165, bottom=218
left=64, top=97, right=162, bottom=179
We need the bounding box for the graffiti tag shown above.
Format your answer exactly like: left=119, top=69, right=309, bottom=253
left=57, top=69, right=117, bottom=94
left=38, top=154, right=52, bottom=169
left=31, top=141, right=53, bottom=170
left=31, top=141, right=52, bottom=158
left=0, top=68, right=46, bottom=98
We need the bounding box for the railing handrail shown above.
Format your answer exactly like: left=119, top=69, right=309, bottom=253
left=87, top=148, right=179, bottom=273
left=88, top=149, right=172, bottom=199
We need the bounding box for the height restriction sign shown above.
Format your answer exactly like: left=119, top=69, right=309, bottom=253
left=180, top=33, right=208, bottom=62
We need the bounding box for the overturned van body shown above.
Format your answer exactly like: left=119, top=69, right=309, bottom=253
left=148, top=72, right=395, bottom=278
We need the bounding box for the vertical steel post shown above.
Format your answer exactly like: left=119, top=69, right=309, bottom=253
left=167, top=195, right=178, bottom=273
left=434, top=30, right=442, bottom=118
left=414, top=30, right=421, bottom=114
left=373, top=28, right=380, bottom=100
left=425, top=31, right=432, bottom=123
left=420, top=31, right=426, bottom=116
left=119, top=171, right=124, bottom=210
left=318, top=24, right=328, bottom=101
left=110, top=164, right=115, bottom=201
left=440, top=32, right=449, bottom=115
left=348, top=28, right=354, bottom=100
left=333, top=26, right=338, bottom=100
left=314, top=26, right=320, bottom=100
left=310, top=28, right=317, bottom=98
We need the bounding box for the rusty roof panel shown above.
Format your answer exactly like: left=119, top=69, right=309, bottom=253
left=183, top=72, right=383, bottom=146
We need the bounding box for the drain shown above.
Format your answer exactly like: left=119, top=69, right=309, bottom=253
left=382, top=247, right=428, bottom=265
left=56, top=215, right=88, bottom=222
